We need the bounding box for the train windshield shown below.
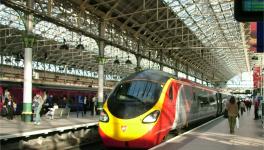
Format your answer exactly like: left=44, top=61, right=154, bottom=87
left=107, top=80, right=162, bottom=119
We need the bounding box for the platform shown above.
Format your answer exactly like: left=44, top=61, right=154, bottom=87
left=151, top=111, right=264, bottom=150
left=0, top=113, right=99, bottom=141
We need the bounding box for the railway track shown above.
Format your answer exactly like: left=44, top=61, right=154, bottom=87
left=69, top=116, right=220, bottom=150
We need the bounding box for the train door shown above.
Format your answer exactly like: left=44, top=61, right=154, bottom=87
left=165, top=80, right=178, bottom=130
left=208, top=92, right=217, bottom=116
left=183, top=85, right=194, bottom=121
left=192, top=87, right=200, bottom=120
left=172, top=84, right=190, bottom=128
left=196, top=88, right=209, bottom=117
left=170, top=81, right=181, bottom=129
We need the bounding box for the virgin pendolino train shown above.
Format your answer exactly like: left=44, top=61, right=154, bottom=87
left=99, top=70, right=227, bottom=149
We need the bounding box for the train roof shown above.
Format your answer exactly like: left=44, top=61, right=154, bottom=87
left=122, top=70, right=175, bottom=84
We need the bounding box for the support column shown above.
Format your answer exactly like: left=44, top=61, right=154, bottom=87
left=97, top=21, right=106, bottom=113
left=159, top=50, right=163, bottom=71
left=22, top=0, right=34, bottom=122
left=0, top=54, right=3, bottom=77
left=135, top=55, right=142, bottom=72
left=134, top=41, right=142, bottom=72
left=186, top=65, right=189, bottom=79
left=201, top=73, right=203, bottom=85
left=174, top=61, right=178, bottom=78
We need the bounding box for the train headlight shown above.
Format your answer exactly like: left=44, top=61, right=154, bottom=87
left=99, top=110, right=109, bottom=122
left=142, top=110, right=160, bottom=123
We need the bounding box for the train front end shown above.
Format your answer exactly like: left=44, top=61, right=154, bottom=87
left=99, top=71, right=171, bottom=149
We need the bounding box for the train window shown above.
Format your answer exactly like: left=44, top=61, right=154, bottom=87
left=209, top=94, right=216, bottom=105
left=184, top=86, right=193, bottom=102
left=197, top=89, right=209, bottom=108
left=169, top=85, right=173, bottom=100
left=107, top=80, right=162, bottom=119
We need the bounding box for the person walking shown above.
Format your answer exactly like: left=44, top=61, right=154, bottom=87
left=254, top=97, right=260, bottom=120
left=237, top=100, right=241, bottom=118
left=227, top=96, right=239, bottom=134
left=240, top=101, right=246, bottom=116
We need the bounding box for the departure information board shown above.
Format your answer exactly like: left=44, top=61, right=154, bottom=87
left=243, top=0, right=264, bottom=11
left=235, top=0, right=264, bottom=21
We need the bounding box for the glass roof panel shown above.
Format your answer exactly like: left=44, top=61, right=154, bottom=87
left=163, top=0, right=247, bottom=78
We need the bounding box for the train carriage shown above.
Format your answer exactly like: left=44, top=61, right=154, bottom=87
left=99, top=70, right=223, bottom=149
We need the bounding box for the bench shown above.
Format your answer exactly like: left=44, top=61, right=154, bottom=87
left=53, top=108, right=70, bottom=119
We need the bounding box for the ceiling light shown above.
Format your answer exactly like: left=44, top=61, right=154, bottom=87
left=125, top=56, right=132, bottom=65
left=114, top=56, right=120, bottom=65
left=5, top=58, right=11, bottom=63
left=76, top=38, right=84, bottom=50
left=76, top=44, right=84, bottom=50
left=60, top=38, right=69, bottom=50
left=15, top=54, right=21, bottom=63
left=59, top=67, right=64, bottom=71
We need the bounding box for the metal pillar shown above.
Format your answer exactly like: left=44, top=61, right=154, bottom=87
left=97, top=21, right=106, bottom=113
left=200, top=73, right=203, bottom=84
left=0, top=54, right=3, bottom=77
left=174, top=62, right=178, bottom=78
left=135, top=55, right=142, bottom=72
left=22, top=0, right=34, bottom=122
left=159, top=50, right=163, bottom=71
left=186, top=65, right=189, bottom=79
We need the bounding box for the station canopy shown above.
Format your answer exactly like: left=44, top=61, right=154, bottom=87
left=0, top=0, right=259, bottom=84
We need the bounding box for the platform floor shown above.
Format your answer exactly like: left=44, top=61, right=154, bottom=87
left=151, top=110, right=264, bottom=150
left=0, top=113, right=99, bottom=140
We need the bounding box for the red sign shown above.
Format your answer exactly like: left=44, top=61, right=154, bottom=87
left=253, top=66, right=261, bottom=89
left=249, top=22, right=257, bottom=52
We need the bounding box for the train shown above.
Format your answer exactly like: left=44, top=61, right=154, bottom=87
left=99, top=70, right=230, bottom=149
left=0, top=81, right=101, bottom=114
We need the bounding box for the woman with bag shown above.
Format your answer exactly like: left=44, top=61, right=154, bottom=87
left=227, top=96, right=239, bottom=134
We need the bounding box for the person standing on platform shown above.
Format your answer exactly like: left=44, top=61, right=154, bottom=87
left=91, top=94, right=97, bottom=116
left=5, top=95, right=14, bottom=120
left=227, top=96, right=239, bottom=134
left=46, top=94, right=54, bottom=108
left=34, top=94, right=44, bottom=125
left=76, top=95, right=84, bottom=118
left=83, top=96, right=87, bottom=115
left=4, top=89, right=10, bottom=100
left=32, top=95, right=39, bottom=122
